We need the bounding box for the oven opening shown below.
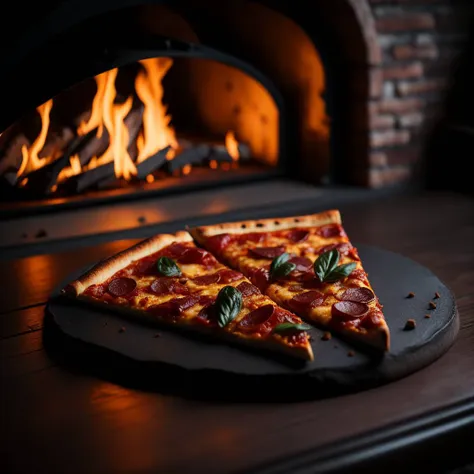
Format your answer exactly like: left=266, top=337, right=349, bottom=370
left=0, top=48, right=283, bottom=209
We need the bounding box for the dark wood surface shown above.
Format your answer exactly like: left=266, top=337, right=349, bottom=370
left=1, top=190, right=474, bottom=474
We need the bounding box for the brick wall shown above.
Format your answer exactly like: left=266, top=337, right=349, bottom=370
left=358, top=0, right=474, bottom=187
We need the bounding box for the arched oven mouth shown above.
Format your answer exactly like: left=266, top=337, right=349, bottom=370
left=0, top=36, right=285, bottom=215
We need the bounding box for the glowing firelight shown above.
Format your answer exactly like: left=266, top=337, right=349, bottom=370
left=15, top=57, right=241, bottom=187
left=225, top=130, right=240, bottom=161
left=17, top=99, right=53, bottom=176
left=135, top=58, right=178, bottom=163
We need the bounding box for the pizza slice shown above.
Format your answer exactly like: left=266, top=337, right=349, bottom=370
left=61, top=231, right=314, bottom=361
left=189, top=210, right=390, bottom=352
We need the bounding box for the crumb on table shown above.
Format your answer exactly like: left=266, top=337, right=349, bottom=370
left=404, top=319, right=416, bottom=330
left=321, top=331, right=332, bottom=341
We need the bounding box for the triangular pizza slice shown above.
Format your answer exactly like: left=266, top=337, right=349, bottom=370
left=190, top=210, right=390, bottom=352
left=62, top=231, right=314, bottom=361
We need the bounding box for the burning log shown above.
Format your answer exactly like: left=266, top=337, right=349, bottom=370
left=165, top=144, right=211, bottom=174
left=23, top=105, right=144, bottom=195
left=136, top=146, right=170, bottom=180
left=21, top=128, right=98, bottom=195
left=38, top=127, right=74, bottom=162
left=61, top=161, right=115, bottom=193
left=206, top=145, right=234, bottom=165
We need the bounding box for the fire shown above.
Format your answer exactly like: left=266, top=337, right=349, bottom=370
left=225, top=130, right=240, bottom=161
left=17, top=99, right=53, bottom=177
left=17, top=58, right=179, bottom=183
left=135, top=58, right=178, bottom=163
left=14, top=56, right=244, bottom=190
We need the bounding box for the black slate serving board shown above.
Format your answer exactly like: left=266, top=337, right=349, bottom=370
left=45, top=244, right=459, bottom=401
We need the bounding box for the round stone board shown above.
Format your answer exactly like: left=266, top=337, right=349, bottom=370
left=46, top=244, right=459, bottom=401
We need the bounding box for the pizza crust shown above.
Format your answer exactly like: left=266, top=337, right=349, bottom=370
left=189, top=210, right=341, bottom=241
left=339, top=324, right=390, bottom=352
left=64, top=231, right=192, bottom=296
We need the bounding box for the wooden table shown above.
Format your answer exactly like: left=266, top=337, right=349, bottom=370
left=2, top=190, right=474, bottom=474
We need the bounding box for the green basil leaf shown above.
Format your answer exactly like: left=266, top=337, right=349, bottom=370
left=272, top=262, right=297, bottom=279
left=216, top=286, right=243, bottom=328
left=273, top=322, right=312, bottom=333
left=314, top=249, right=340, bottom=282
left=269, top=252, right=296, bottom=280
left=324, top=262, right=357, bottom=283
left=270, top=252, right=290, bottom=273
left=156, top=256, right=182, bottom=277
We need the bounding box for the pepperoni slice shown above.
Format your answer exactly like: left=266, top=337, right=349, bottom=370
left=237, top=232, right=265, bottom=244
left=332, top=301, right=369, bottom=320
left=218, top=269, right=242, bottom=283
left=360, top=310, right=383, bottom=329
left=178, top=247, right=214, bottom=265
left=135, top=259, right=155, bottom=275
left=150, top=278, right=189, bottom=296
left=347, top=269, right=369, bottom=284
left=107, top=277, right=137, bottom=297
left=249, top=267, right=270, bottom=291
left=317, top=224, right=345, bottom=238
left=340, top=287, right=375, bottom=304
left=236, top=281, right=260, bottom=297
left=196, top=303, right=215, bottom=324
left=198, top=295, right=215, bottom=306
left=289, top=256, right=312, bottom=271
left=165, top=242, right=191, bottom=258
left=176, top=295, right=201, bottom=311
left=289, top=290, right=325, bottom=313
left=193, top=273, right=221, bottom=286
left=287, top=229, right=310, bottom=243
left=207, top=233, right=231, bottom=253
left=318, top=242, right=352, bottom=256
left=150, top=294, right=201, bottom=318
left=237, top=305, right=275, bottom=332
left=148, top=300, right=181, bottom=319
left=249, top=246, right=286, bottom=259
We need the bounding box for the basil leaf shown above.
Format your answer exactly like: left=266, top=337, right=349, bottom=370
left=273, top=261, right=297, bottom=279
left=216, top=286, right=243, bottom=328
left=273, top=322, right=311, bottom=333
left=314, top=249, right=340, bottom=282
left=270, top=252, right=290, bottom=273
left=324, top=262, right=357, bottom=282
left=156, top=256, right=182, bottom=277
left=269, top=252, right=296, bottom=280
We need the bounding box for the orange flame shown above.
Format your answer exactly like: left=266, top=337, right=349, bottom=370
left=225, top=131, right=240, bottom=161
left=17, top=99, right=53, bottom=177
left=135, top=57, right=178, bottom=163
left=77, top=71, right=109, bottom=137
left=15, top=58, right=245, bottom=188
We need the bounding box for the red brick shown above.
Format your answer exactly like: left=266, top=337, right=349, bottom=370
left=370, top=114, right=396, bottom=129
left=368, top=167, right=412, bottom=188
left=376, top=13, right=436, bottom=32
left=376, top=98, right=425, bottom=114
left=397, top=78, right=447, bottom=96
left=392, top=44, right=438, bottom=60
left=370, top=129, right=410, bottom=148
left=383, top=62, right=424, bottom=80
left=369, top=68, right=384, bottom=98
left=398, top=112, right=424, bottom=128
left=369, top=151, right=388, bottom=167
